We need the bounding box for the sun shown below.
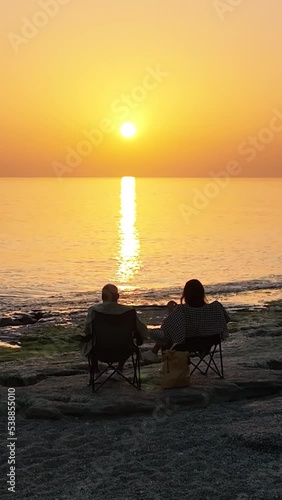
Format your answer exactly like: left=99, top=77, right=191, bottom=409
left=120, top=122, right=137, bottom=139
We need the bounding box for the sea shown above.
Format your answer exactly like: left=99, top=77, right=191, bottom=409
left=0, top=177, right=281, bottom=314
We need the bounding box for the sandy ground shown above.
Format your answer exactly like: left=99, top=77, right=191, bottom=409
left=0, top=395, right=281, bottom=500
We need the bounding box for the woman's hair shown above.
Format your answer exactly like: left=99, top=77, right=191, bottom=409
left=180, top=279, right=207, bottom=307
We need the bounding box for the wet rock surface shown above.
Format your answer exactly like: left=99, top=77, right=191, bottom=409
left=0, top=311, right=45, bottom=327
left=0, top=302, right=282, bottom=421
left=0, top=352, right=282, bottom=420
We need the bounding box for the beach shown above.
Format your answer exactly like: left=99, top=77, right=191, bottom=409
left=2, top=0, right=282, bottom=497
left=1, top=397, right=282, bottom=500
left=0, top=300, right=282, bottom=499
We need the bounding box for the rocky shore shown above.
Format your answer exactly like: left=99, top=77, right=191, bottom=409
left=0, top=300, right=281, bottom=499
left=0, top=300, right=282, bottom=411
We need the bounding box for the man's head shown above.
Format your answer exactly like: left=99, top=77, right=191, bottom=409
left=101, top=284, right=119, bottom=303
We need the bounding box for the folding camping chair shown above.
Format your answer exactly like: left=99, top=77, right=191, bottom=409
left=88, top=309, right=141, bottom=392
left=175, top=334, right=224, bottom=378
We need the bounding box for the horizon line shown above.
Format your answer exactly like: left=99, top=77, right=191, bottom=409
left=0, top=176, right=282, bottom=179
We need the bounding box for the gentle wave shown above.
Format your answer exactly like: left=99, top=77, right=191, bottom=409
left=0, top=276, right=281, bottom=313
left=203, top=277, right=282, bottom=295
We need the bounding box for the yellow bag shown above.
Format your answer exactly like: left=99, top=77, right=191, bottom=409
left=160, top=346, right=190, bottom=389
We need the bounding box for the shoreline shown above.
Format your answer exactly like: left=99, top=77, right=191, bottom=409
left=1, top=277, right=282, bottom=314
left=1, top=298, right=282, bottom=350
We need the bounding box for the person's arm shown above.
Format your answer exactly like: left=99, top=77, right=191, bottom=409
left=148, top=327, right=167, bottom=345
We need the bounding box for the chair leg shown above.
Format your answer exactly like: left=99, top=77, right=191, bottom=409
left=90, top=351, right=142, bottom=392
left=206, top=345, right=224, bottom=378
left=88, top=356, right=95, bottom=393
left=88, top=356, right=91, bottom=386
left=190, top=355, right=208, bottom=376
left=219, top=341, right=224, bottom=378
left=94, top=363, right=118, bottom=392
left=207, top=344, right=224, bottom=378
left=132, top=352, right=141, bottom=390
left=134, top=350, right=141, bottom=390
left=131, top=354, right=136, bottom=385
left=189, top=344, right=224, bottom=379
left=204, top=345, right=217, bottom=375
left=137, top=352, right=141, bottom=389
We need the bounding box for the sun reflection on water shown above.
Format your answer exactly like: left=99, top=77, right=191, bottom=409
left=117, top=177, right=141, bottom=283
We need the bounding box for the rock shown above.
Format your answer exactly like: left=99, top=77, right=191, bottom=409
left=248, top=328, right=282, bottom=338
left=0, top=317, right=16, bottom=327
left=203, top=381, right=241, bottom=402
left=54, top=403, right=93, bottom=416
left=266, top=360, right=282, bottom=370
left=161, top=387, right=210, bottom=408
left=0, top=314, right=38, bottom=327
left=0, top=368, right=87, bottom=387
left=0, top=373, right=44, bottom=387
left=25, top=406, right=62, bottom=420
left=0, top=403, right=7, bottom=416
left=14, top=313, right=37, bottom=324
left=37, top=318, right=52, bottom=323
left=248, top=329, right=269, bottom=337
left=100, top=401, right=156, bottom=416
left=237, top=381, right=282, bottom=399
left=31, top=311, right=45, bottom=321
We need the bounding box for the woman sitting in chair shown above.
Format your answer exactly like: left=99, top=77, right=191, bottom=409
left=142, top=279, right=230, bottom=363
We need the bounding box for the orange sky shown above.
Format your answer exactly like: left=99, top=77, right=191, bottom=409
left=1, top=0, right=282, bottom=177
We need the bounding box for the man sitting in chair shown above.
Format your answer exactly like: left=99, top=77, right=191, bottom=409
left=81, top=284, right=148, bottom=373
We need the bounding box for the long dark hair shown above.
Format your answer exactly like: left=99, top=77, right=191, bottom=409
left=180, top=279, right=207, bottom=307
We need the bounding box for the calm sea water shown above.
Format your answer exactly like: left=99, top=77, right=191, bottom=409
left=0, top=177, right=281, bottom=311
